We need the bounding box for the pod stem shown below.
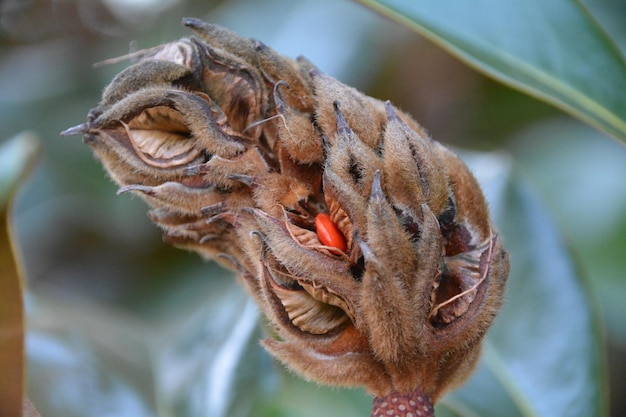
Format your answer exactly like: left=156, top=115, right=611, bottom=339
left=371, top=387, right=434, bottom=417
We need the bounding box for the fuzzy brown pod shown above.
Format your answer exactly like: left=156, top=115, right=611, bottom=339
left=62, top=18, right=509, bottom=417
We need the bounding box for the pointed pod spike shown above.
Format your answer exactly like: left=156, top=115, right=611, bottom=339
left=216, top=253, right=247, bottom=273
left=227, top=173, right=255, bottom=187
left=369, top=169, right=385, bottom=203
left=321, top=134, right=330, bottom=153
left=200, top=201, right=227, bottom=216
left=275, top=80, right=290, bottom=90
left=205, top=212, right=227, bottom=225
left=240, top=207, right=257, bottom=216
left=333, top=101, right=351, bottom=135
left=117, top=184, right=156, bottom=196
left=184, top=157, right=214, bottom=176
left=198, top=234, right=220, bottom=244
left=252, top=39, right=268, bottom=51
left=60, top=123, right=89, bottom=137
left=384, top=100, right=401, bottom=122
left=273, top=81, right=290, bottom=114
left=181, top=17, right=207, bottom=30
left=308, top=67, right=323, bottom=78
left=356, top=236, right=376, bottom=263
left=249, top=229, right=266, bottom=242
left=181, top=18, right=230, bottom=43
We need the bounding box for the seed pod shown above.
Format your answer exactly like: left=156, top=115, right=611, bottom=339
left=62, top=18, right=509, bottom=417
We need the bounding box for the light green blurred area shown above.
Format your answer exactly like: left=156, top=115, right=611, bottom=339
left=1, top=0, right=624, bottom=416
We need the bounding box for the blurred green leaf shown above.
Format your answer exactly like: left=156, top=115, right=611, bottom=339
left=357, top=0, right=626, bottom=143
left=256, top=371, right=370, bottom=417
left=435, top=153, right=607, bottom=416
left=1, top=133, right=39, bottom=417
left=508, top=118, right=626, bottom=343
left=0, top=133, right=39, bottom=209
left=151, top=269, right=275, bottom=417
left=27, top=264, right=275, bottom=417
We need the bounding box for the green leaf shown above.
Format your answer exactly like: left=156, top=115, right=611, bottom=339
left=26, top=264, right=275, bottom=417
left=357, top=0, right=626, bottom=143
left=435, top=153, right=608, bottom=416
left=0, top=133, right=39, bottom=210
left=507, top=118, right=626, bottom=342
left=150, top=270, right=276, bottom=417
left=0, top=133, right=39, bottom=417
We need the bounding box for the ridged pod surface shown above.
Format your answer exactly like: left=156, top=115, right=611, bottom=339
left=63, top=18, right=509, bottom=417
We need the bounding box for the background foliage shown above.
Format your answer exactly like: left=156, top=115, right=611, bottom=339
left=1, top=0, right=624, bottom=416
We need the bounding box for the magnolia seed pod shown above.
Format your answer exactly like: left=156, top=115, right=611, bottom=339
left=62, top=18, right=509, bottom=417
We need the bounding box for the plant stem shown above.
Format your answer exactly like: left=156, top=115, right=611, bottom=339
left=371, top=387, right=434, bottom=417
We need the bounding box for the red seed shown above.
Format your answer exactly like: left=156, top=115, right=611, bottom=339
left=315, top=213, right=347, bottom=252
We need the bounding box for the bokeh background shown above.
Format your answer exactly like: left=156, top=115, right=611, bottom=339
left=1, top=0, right=625, bottom=416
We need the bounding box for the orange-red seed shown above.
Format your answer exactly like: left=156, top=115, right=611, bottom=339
left=315, top=213, right=347, bottom=252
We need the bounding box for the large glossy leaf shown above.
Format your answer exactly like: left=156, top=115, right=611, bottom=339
left=357, top=0, right=626, bottom=143
left=0, top=133, right=39, bottom=417
left=434, top=153, right=607, bottom=417
left=508, top=118, right=626, bottom=343
left=0, top=134, right=39, bottom=209
left=26, top=264, right=274, bottom=417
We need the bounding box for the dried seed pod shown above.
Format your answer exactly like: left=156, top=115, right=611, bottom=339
left=62, top=18, right=509, bottom=417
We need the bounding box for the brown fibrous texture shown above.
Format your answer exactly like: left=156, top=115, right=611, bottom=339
left=63, top=18, right=509, bottom=415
